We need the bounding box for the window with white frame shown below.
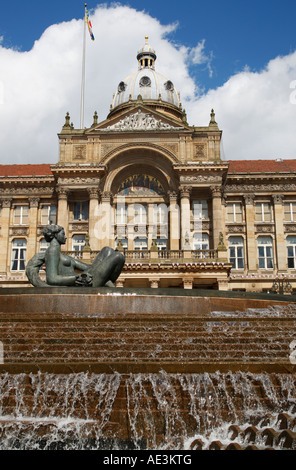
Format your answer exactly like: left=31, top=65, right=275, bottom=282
left=287, top=236, right=296, bottom=268
left=284, top=202, right=296, bottom=222
left=255, top=203, right=272, bottom=222
left=11, top=239, right=27, bottom=271
left=257, top=236, right=274, bottom=269
left=134, top=204, right=147, bottom=224
left=153, top=204, right=167, bottom=225
left=193, top=233, right=209, bottom=250
left=13, top=205, right=29, bottom=225
left=156, top=238, right=167, bottom=251
left=228, top=236, right=244, bottom=269
left=192, top=200, right=208, bottom=220
left=134, top=237, right=148, bottom=251
left=72, top=234, right=86, bottom=252
left=41, top=205, right=57, bottom=225
left=227, top=203, right=243, bottom=223
left=116, top=205, right=127, bottom=224
left=116, top=237, right=128, bottom=250
left=73, top=202, right=89, bottom=221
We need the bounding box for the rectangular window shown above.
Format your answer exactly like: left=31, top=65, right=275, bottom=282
left=227, top=203, right=243, bottom=223
left=41, top=205, right=57, bottom=225
left=13, top=206, right=29, bottom=225
left=11, top=239, right=27, bottom=271
left=257, top=236, right=274, bottom=269
left=228, top=236, right=244, bottom=269
left=193, top=233, right=209, bottom=250
left=134, top=204, right=147, bottom=224
left=255, top=203, right=272, bottom=222
left=287, top=236, right=296, bottom=268
left=116, top=205, right=127, bottom=224
left=73, top=202, right=89, bottom=221
left=72, top=234, right=86, bottom=252
left=284, top=202, right=296, bottom=222
left=156, top=238, right=167, bottom=251
left=192, top=200, right=208, bottom=220
left=153, top=204, right=167, bottom=225
left=134, top=237, right=148, bottom=251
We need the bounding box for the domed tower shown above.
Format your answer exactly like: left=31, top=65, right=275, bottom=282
left=108, top=37, right=185, bottom=122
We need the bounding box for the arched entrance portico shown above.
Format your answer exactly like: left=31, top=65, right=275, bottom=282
left=96, top=146, right=180, bottom=253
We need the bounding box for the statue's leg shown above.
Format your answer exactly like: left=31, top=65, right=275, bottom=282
left=87, top=248, right=125, bottom=287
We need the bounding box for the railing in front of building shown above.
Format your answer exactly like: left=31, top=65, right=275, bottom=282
left=64, top=249, right=219, bottom=262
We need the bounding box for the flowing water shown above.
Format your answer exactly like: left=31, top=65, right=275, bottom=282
left=0, top=371, right=295, bottom=450
left=0, top=301, right=295, bottom=450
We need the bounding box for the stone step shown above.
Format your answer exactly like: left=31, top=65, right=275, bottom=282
left=0, top=350, right=290, bottom=362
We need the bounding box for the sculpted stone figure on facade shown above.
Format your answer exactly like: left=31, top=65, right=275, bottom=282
left=105, top=110, right=182, bottom=132
left=26, top=225, right=125, bottom=288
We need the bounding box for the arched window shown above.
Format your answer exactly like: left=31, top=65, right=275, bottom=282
left=134, top=237, right=148, bottom=251
left=257, top=236, right=274, bottom=269
left=287, top=236, right=296, bottom=268
left=228, top=236, right=244, bottom=269
left=11, top=239, right=27, bottom=271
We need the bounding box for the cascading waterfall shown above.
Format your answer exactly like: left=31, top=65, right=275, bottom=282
left=0, top=371, right=295, bottom=450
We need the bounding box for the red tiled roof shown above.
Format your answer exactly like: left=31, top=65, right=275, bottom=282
left=228, top=159, right=296, bottom=173
left=0, top=164, right=53, bottom=177
left=0, top=160, right=296, bottom=177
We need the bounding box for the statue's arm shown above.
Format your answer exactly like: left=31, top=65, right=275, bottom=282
left=71, top=257, right=91, bottom=271
left=45, top=247, right=77, bottom=286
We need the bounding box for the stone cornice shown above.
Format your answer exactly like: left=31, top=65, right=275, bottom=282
left=226, top=182, right=296, bottom=193
left=50, top=164, right=107, bottom=178
left=173, top=162, right=228, bottom=173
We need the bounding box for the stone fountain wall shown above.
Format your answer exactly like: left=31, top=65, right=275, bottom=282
left=0, top=288, right=295, bottom=449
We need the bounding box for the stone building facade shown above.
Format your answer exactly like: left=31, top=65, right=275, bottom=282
left=1, top=38, right=296, bottom=293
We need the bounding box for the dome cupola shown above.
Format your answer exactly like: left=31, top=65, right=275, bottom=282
left=109, top=37, right=184, bottom=121
left=137, top=36, right=157, bottom=69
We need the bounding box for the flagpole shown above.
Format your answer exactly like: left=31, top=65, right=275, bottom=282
left=80, top=3, right=87, bottom=129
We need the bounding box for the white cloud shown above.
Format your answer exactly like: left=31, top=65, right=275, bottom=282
left=186, top=52, right=296, bottom=160
left=0, top=4, right=295, bottom=164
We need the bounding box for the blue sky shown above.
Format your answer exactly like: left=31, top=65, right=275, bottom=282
left=0, top=0, right=296, bottom=163
left=1, top=0, right=296, bottom=92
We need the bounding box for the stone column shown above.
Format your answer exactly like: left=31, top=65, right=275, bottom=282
left=57, top=187, right=69, bottom=226
left=272, top=194, right=286, bottom=272
left=127, top=204, right=135, bottom=250
left=87, top=187, right=100, bottom=251
left=147, top=203, right=156, bottom=249
left=169, top=191, right=180, bottom=250
left=244, top=194, right=257, bottom=272
left=180, top=186, right=191, bottom=250
left=98, top=191, right=114, bottom=250
left=211, top=185, right=224, bottom=249
left=27, top=197, right=39, bottom=261
left=57, top=187, right=69, bottom=250
left=0, top=198, right=12, bottom=274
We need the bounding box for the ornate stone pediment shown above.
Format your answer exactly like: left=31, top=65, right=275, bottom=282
left=98, top=109, right=184, bottom=132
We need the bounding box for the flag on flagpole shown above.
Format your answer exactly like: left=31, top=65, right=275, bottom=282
left=85, top=4, right=95, bottom=41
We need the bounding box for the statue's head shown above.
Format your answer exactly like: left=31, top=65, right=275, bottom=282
left=43, top=225, right=66, bottom=244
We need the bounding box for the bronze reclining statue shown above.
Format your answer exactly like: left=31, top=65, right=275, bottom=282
left=26, top=225, right=125, bottom=288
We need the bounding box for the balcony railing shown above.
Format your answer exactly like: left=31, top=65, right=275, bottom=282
left=64, top=249, right=219, bottom=262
